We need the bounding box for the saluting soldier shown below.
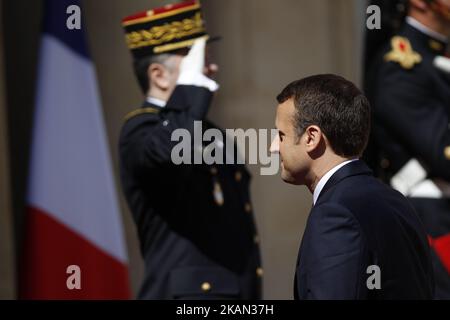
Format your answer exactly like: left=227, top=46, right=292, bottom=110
left=119, top=0, right=262, bottom=299
left=365, top=0, right=450, bottom=298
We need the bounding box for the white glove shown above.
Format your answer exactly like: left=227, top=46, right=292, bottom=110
left=434, top=56, right=450, bottom=74
left=177, top=36, right=219, bottom=92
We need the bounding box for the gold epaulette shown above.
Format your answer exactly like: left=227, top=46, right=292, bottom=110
left=384, top=36, right=422, bottom=69
left=124, top=107, right=160, bottom=122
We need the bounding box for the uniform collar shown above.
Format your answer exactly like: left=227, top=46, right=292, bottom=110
left=405, top=17, right=448, bottom=54
left=406, top=16, right=448, bottom=44
left=143, top=86, right=192, bottom=112
left=145, top=96, right=166, bottom=108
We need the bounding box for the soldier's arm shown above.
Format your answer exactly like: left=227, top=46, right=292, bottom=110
left=121, top=85, right=214, bottom=169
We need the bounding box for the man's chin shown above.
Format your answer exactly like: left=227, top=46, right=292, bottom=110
left=281, top=172, right=301, bottom=185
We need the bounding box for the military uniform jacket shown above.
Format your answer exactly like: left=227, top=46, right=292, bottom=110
left=365, top=22, right=450, bottom=298
left=119, top=85, right=262, bottom=299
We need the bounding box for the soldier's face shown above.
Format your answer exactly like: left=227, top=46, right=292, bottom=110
left=271, top=99, right=311, bottom=185
left=432, top=0, right=450, bottom=24
left=162, top=54, right=184, bottom=93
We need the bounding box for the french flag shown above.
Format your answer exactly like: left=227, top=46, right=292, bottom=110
left=19, top=0, right=130, bottom=299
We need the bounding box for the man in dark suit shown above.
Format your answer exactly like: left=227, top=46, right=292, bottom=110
left=364, top=0, right=450, bottom=298
left=270, top=74, right=434, bottom=299
left=119, top=1, right=261, bottom=299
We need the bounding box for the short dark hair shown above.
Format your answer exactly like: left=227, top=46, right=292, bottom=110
left=133, top=54, right=171, bottom=94
left=277, top=74, right=371, bottom=158
left=133, top=48, right=189, bottom=94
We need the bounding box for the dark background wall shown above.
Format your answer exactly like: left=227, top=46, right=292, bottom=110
left=0, top=0, right=15, bottom=299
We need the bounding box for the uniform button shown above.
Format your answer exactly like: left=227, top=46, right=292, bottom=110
left=256, top=267, right=264, bottom=277
left=210, top=167, right=218, bottom=175
left=429, top=39, right=443, bottom=52
left=254, top=235, right=260, bottom=244
left=162, top=120, right=169, bottom=126
left=380, top=158, right=390, bottom=169
left=445, top=146, right=450, bottom=160
left=201, top=282, right=211, bottom=292
left=245, top=202, right=252, bottom=213
left=235, top=171, right=242, bottom=182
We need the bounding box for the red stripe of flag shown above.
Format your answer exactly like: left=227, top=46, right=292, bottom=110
left=20, top=206, right=130, bottom=300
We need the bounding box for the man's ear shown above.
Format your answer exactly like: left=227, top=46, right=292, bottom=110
left=304, top=125, right=323, bottom=152
left=148, top=63, right=170, bottom=90
left=304, top=125, right=327, bottom=159
left=410, top=0, right=429, bottom=11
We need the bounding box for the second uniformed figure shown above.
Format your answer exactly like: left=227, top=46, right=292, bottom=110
left=119, top=1, right=262, bottom=299
left=365, top=0, right=450, bottom=298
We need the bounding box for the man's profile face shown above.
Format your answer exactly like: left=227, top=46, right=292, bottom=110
left=271, top=98, right=309, bottom=185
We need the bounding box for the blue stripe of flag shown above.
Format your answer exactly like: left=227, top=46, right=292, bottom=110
left=43, top=0, right=89, bottom=59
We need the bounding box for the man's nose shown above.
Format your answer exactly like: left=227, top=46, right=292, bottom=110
left=270, top=134, right=280, bottom=154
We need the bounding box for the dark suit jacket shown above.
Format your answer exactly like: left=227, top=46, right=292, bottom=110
left=294, top=160, right=434, bottom=299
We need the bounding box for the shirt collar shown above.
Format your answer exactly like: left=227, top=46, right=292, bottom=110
left=406, top=16, right=448, bottom=44
left=146, top=96, right=167, bottom=108
left=313, top=159, right=359, bottom=205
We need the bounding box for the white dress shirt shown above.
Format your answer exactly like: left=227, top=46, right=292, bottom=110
left=313, top=159, right=359, bottom=205
left=146, top=96, right=166, bottom=108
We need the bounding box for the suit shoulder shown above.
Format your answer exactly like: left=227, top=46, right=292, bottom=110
left=332, top=175, right=417, bottom=224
